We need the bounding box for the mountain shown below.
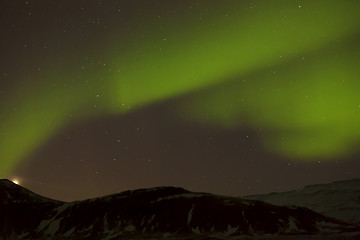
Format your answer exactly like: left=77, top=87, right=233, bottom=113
left=243, top=178, right=360, bottom=225
left=0, top=179, right=359, bottom=240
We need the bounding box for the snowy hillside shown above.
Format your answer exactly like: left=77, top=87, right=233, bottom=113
left=243, top=178, right=360, bottom=225
left=1, top=179, right=359, bottom=239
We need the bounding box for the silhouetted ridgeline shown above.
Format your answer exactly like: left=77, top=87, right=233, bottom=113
left=0, top=179, right=359, bottom=239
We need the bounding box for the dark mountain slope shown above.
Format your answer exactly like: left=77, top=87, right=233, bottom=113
left=243, top=178, right=360, bottom=225
left=0, top=180, right=358, bottom=239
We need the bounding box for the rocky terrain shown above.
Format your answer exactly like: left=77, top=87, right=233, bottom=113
left=0, top=179, right=359, bottom=239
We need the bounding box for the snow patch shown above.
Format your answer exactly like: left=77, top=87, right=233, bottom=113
left=225, top=224, right=239, bottom=235
left=63, top=228, right=75, bottom=237
left=124, top=224, right=136, bottom=232
left=192, top=227, right=202, bottom=234
left=162, top=232, right=172, bottom=238
left=187, top=205, right=195, bottom=225
left=149, top=214, right=156, bottom=223
left=46, top=219, right=61, bottom=236
left=36, top=203, right=71, bottom=234
left=316, top=220, right=346, bottom=234
left=284, top=217, right=301, bottom=234
left=153, top=193, right=204, bottom=203
left=223, top=199, right=235, bottom=206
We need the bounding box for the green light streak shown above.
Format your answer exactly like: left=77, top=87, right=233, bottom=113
left=179, top=43, right=360, bottom=159
left=1, top=0, right=360, bottom=176
left=108, top=0, right=360, bottom=110
left=0, top=83, right=92, bottom=176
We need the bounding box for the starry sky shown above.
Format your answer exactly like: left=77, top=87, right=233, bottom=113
left=1, top=0, right=360, bottom=202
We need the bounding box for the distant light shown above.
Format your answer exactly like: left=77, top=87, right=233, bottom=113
left=11, top=179, right=20, bottom=185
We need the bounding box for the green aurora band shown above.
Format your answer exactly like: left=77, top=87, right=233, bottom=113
left=1, top=1, right=360, bottom=177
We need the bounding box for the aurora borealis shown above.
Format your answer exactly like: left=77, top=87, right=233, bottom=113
left=1, top=0, right=360, bottom=201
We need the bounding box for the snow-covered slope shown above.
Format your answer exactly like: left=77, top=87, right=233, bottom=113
left=243, top=178, right=360, bottom=225
left=1, top=179, right=359, bottom=239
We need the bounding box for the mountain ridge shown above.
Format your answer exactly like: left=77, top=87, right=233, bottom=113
left=243, top=178, right=360, bottom=225
left=0, top=179, right=61, bottom=204
left=1, top=179, right=359, bottom=239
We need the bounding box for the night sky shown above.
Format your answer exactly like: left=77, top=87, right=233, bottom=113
left=1, top=0, right=360, bottom=202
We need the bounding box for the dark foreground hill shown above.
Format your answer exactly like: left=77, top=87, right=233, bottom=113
left=0, top=179, right=359, bottom=240
left=243, top=178, right=360, bottom=225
